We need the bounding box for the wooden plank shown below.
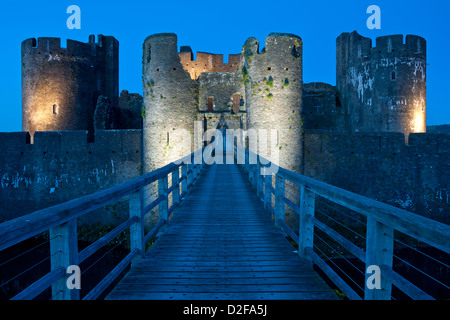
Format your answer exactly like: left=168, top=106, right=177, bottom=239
left=49, top=219, right=79, bottom=300
left=306, top=247, right=362, bottom=300
left=11, top=267, right=65, bottom=300
left=83, top=249, right=139, bottom=300
left=78, top=216, right=137, bottom=264
left=298, top=187, right=315, bottom=260
left=111, top=271, right=321, bottom=279
left=274, top=175, right=285, bottom=228
left=364, top=217, right=394, bottom=300
left=106, top=291, right=337, bottom=300
left=111, top=283, right=333, bottom=293
left=117, top=276, right=324, bottom=285
left=130, top=190, right=145, bottom=265
left=379, top=265, right=434, bottom=300
left=309, top=215, right=366, bottom=262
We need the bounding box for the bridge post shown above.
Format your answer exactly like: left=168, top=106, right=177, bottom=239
left=264, top=170, right=272, bottom=209
left=187, top=164, right=193, bottom=190
left=364, top=217, right=394, bottom=300
left=256, top=160, right=263, bottom=199
left=158, top=175, right=169, bottom=228
left=182, top=164, right=188, bottom=197
left=49, top=219, right=79, bottom=300
left=172, top=167, right=180, bottom=207
left=274, top=175, right=285, bottom=228
left=129, top=189, right=145, bottom=265
left=298, top=186, right=315, bottom=261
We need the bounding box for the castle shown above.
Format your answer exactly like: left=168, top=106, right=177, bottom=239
left=0, top=31, right=448, bottom=227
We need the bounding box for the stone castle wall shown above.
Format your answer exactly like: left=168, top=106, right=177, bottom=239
left=304, top=131, right=450, bottom=224
left=142, top=34, right=200, bottom=174
left=336, top=31, right=426, bottom=136
left=302, top=82, right=345, bottom=132
left=0, top=130, right=142, bottom=224
left=242, top=33, right=303, bottom=173
left=1, top=128, right=449, bottom=225
left=21, top=35, right=119, bottom=136
left=179, top=47, right=241, bottom=80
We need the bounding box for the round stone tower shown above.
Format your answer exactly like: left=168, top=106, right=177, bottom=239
left=21, top=35, right=119, bottom=136
left=242, top=33, right=303, bottom=174
left=142, top=33, right=199, bottom=173
left=336, top=31, right=426, bottom=137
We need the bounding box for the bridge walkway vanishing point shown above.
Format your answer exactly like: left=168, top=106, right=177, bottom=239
left=106, top=163, right=338, bottom=300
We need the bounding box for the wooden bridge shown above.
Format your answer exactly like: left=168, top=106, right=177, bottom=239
left=0, top=146, right=449, bottom=300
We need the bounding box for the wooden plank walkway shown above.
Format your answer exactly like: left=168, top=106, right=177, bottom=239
left=106, top=163, right=337, bottom=300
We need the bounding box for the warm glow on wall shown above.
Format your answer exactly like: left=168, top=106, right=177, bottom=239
left=410, top=110, right=426, bottom=133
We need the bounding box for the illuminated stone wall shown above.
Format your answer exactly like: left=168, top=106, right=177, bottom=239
left=242, top=33, right=304, bottom=173
left=304, top=131, right=450, bottom=224
left=336, top=31, right=427, bottom=138
left=21, top=35, right=119, bottom=137
left=0, top=130, right=142, bottom=224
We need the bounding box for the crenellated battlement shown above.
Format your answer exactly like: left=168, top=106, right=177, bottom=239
left=21, top=34, right=119, bottom=134
left=0, top=130, right=142, bottom=153
left=178, top=47, right=241, bottom=80
left=336, top=31, right=427, bottom=135
left=22, top=35, right=118, bottom=64
left=337, top=31, right=426, bottom=63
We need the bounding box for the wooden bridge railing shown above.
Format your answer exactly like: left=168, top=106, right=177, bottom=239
left=0, top=148, right=206, bottom=300
left=236, top=145, right=450, bottom=300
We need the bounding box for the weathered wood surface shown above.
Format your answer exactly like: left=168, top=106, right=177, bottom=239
left=106, top=163, right=337, bottom=300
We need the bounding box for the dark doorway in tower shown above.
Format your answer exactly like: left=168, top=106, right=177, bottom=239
left=208, top=97, right=214, bottom=112
left=232, top=94, right=240, bottom=114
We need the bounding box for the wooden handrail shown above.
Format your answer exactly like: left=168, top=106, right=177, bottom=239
left=0, top=147, right=206, bottom=300
left=235, top=145, right=450, bottom=300
left=277, top=167, right=450, bottom=254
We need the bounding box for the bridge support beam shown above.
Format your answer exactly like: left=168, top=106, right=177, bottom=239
left=365, top=217, right=394, bottom=300
left=298, top=186, right=315, bottom=261
left=274, top=175, right=285, bottom=228
left=182, top=164, right=188, bottom=197
left=264, top=171, right=272, bottom=210
left=256, top=161, right=263, bottom=200
left=158, top=176, right=169, bottom=231
left=172, top=167, right=180, bottom=207
left=130, top=189, right=145, bottom=265
left=49, top=220, right=79, bottom=300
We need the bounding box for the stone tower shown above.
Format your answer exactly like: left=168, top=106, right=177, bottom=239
left=21, top=35, right=119, bottom=136
left=242, top=33, right=303, bottom=173
left=142, top=33, right=199, bottom=173
left=336, top=31, right=426, bottom=138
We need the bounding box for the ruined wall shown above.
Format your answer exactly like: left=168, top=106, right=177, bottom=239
left=116, top=90, right=143, bottom=129
left=304, top=131, right=450, bottom=224
left=22, top=35, right=119, bottom=136
left=0, top=130, right=142, bottom=224
left=179, top=47, right=241, bottom=80
left=142, top=34, right=199, bottom=173
left=242, top=33, right=303, bottom=173
left=336, top=31, right=426, bottom=136
left=302, top=82, right=345, bottom=131
left=198, top=72, right=244, bottom=112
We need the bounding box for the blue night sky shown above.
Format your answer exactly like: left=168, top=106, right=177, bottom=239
left=0, top=0, right=448, bottom=132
